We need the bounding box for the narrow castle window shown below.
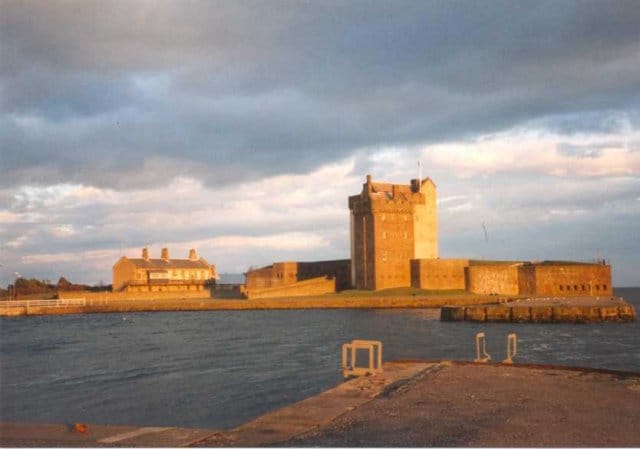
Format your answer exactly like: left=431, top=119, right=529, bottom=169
left=602, top=284, right=607, bottom=290
left=559, top=285, right=563, bottom=291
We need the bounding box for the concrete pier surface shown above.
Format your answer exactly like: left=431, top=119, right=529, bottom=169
left=441, top=295, right=636, bottom=323
left=2, top=361, right=639, bottom=447
left=284, top=362, right=640, bottom=447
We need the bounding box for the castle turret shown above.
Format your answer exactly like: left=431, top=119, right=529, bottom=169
left=161, top=247, right=169, bottom=261
left=189, top=248, right=197, bottom=261
left=142, top=247, right=149, bottom=261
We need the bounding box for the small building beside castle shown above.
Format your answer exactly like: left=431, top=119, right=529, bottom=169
left=113, top=247, right=217, bottom=292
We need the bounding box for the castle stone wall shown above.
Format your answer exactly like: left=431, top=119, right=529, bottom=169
left=517, top=264, right=536, bottom=295
left=245, top=262, right=298, bottom=289
left=245, top=260, right=350, bottom=293
left=410, top=258, right=469, bottom=290
left=532, top=263, right=612, bottom=297
left=245, top=276, right=336, bottom=299
left=297, top=259, right=351, bottom=291
left=467, top=264, right=521, bottom=295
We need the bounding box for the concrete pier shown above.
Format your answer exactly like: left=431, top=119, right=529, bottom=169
left=441, top=296, right=636, bottom=323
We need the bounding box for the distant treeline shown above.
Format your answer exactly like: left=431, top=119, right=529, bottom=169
left=1, top=277, right=112, bottom=299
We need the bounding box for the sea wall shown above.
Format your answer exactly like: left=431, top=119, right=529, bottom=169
left=0, top=293, right=505, bottom=317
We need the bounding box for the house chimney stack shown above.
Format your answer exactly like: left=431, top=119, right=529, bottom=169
left=142, top=247, right=149, bottom=261
left=189, top=248, right=197, bottom=261
left=161, top=247, right=169, bottom=261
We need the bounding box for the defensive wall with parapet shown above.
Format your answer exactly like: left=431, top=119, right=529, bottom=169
left=245, top=260, right=350, bottom=294
left=411, top=258, right=612, bottom=297
left=411, top=258, right=469, bottom=290
left=244, top=276, right=336, bottom=299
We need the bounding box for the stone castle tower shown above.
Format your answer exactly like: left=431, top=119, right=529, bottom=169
left=348, top=174, right=438, bottom=290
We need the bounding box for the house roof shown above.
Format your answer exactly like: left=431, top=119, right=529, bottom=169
left=126, top=258, right=212, bottom=270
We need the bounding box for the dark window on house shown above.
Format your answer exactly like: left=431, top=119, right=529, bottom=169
left=574, top=285, right=578, bottom=291
left=559, top=285, right=563, bottom=291
left=596, top=285, right=600, bottom=291
left=603, top=284, right=607, bottom=290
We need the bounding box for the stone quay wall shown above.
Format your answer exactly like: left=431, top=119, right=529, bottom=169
left=441, top=300, right=636, bottom=323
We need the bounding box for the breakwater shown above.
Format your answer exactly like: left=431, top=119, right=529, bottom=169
left=0, top=293, right=504, bottom=317
left=441, top=296, right=636, bottom=323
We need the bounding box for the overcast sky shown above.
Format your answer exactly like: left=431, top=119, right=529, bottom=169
left=1, top=0, right=639, bottom=286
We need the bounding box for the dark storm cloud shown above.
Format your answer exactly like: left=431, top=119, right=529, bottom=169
left=1, top=0, right=640, bottom=189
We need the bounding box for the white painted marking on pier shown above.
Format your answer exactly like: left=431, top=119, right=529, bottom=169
left=97, top=426, right=169, bottom=443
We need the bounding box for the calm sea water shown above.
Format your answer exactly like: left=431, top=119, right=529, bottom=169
left=1, top=288, right=639, bottom=429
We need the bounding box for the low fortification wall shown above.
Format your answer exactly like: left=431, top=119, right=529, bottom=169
left=410, top=258, right=469, bottom=290
left=467, top=264, right=520, bottom=295
left=298, top=259, right=351, bottom=291
left=58, top=290, right=211, bottom=301
left=245, top=276, right=335, bottom=299
left=246, top=260, right=351, bottom=291
left=531, top=264, right=612, bottom=297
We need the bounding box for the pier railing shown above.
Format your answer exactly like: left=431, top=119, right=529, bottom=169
left=0, top=298, right=86, bottom=308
